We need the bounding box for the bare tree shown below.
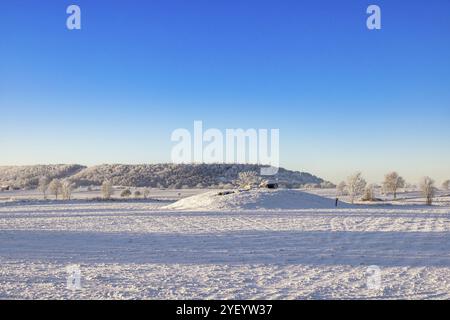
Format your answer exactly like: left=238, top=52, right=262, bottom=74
left=143, top=188, right=150, bottom=199
left=346, top=172, right=367, bottom=204
left=101, top=180, right=114, bottom=199
left=420, top=176, right=435, bottom=206
left=48, top=179, right=62, bottom=200
left=61, top=180, right=75, bottom=200
left=442, top=180, right=450, bottom=191
left=38, top=176, right=50, bottom=199
left=382, top=172, right=405, bottom=199
left=336, top=181, right=347, bottom=196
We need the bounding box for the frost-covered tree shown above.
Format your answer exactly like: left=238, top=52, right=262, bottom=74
left=420, top=176, right=435, bottom=206
left=235, top=171, right=261, bottom=189
left=336, top=181, right=347, bottom=196
left=442, top=180, right=450, bottom=191
left=101, top=180, right=114, bottom=199
left=38, top=176, right=50, bottom=199
left=121, top=189, right=131, bottom=198
left=48, top=179, right=62, bottom=200
left=346, top=172, right=367, bottom=204
left=143, top=188, right=150, bottom=199
left=362, top=184, right=376, bottom=201
left=61, top=180, right=75, bottom=200
left=382, top=172, right=405, bottom=199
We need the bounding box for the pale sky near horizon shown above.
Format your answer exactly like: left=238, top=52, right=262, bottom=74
left=1, top=0, right=449, bottom=184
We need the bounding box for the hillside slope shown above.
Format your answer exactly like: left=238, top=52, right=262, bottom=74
left=0, top=165, right=86, bottom=189
left=0, top=164, right=332, bottom=189
left=70, top=164, right=332, bottom=188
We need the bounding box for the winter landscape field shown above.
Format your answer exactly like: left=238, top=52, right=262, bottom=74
left=3, top=0, right=450, bottom=304
left=1, top=187, right=450, bottom=300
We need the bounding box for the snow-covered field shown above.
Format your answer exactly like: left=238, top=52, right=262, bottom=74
left=1, top=189, right=450, bottom=299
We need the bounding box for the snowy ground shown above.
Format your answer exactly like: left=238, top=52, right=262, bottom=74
left=1, top=189, right=450, bottom=299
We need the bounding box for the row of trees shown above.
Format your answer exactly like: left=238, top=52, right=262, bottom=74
left=38, top=176, right=75, bottom=200
left=337, top=172, right=446, bottom=205
left=37, top=172, right=449, bottom=204
left=38, top=178, right=151, bottom=200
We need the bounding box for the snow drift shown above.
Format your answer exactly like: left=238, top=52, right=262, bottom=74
left=164, top=189, right=353, bottom=211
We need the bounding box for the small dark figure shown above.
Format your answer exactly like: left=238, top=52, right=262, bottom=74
left=335, top=198, right=339, bottom=207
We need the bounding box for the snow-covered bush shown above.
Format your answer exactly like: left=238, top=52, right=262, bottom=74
left=235, top=171, right=261, bottom=189
left=121, top=189, right=132, bottom=198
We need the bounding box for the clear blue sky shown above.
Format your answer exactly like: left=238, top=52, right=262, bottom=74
left=1, top=0, right=449, bottom=184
